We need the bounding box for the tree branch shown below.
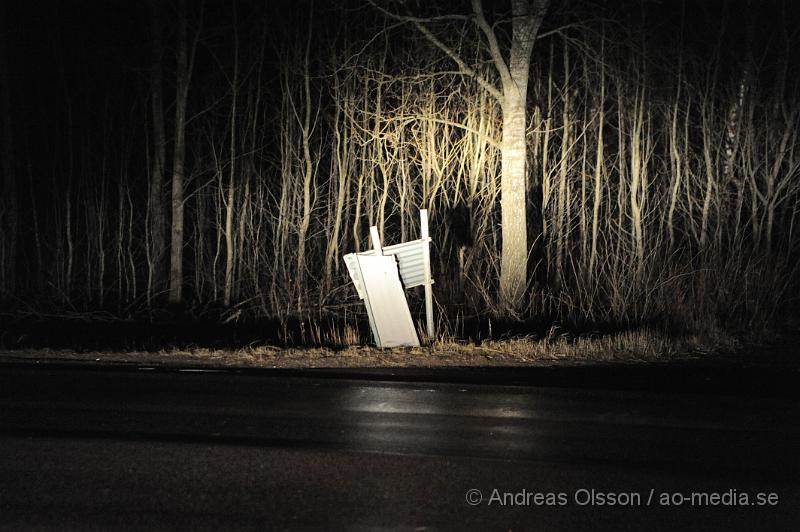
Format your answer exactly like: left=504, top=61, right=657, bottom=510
left=470, top=0, right=512, bottom=86
left=366, top=0, right=502, bottom=101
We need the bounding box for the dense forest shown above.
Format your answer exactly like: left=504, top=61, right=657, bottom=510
left=1, top=0, right=798, bottom=341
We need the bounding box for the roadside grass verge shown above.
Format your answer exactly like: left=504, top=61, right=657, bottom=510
left=0, top=326, right=747, bottom=368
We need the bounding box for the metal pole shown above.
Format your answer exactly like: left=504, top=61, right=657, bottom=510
left=420, top=209, right=434, bottom=341
left=369, top=226, right=382, bottom=254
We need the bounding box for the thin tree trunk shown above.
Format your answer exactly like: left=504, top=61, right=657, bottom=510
left=324, top=76, right=348, bottom=287
left=667, top=99, right=682, bottom=247
left=555, top=47, right=570, bottom=284
left=148, top=0, right=167, bottom=301
left=223, top=2, right=239, bottom=307
left=295, top=9, right=314, bottom=312
left=28, top=163, right=43, bottom=292
left=699, top=107, right=716, bottom=249
left=590, top=54, right=605, bottom=274
left=169, top=0, right=200, bottom=305
left=630, top=93, right=645, bottom=267
left=0, top=5, right=16, bottom=297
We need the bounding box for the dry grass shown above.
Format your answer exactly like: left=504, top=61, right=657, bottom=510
left=0, top=327, right=744, bottom=369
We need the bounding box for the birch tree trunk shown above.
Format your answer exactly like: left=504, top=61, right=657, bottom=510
left=499, top=93, right=529, bottom=308
left=495, top=0, right=547, bottom=312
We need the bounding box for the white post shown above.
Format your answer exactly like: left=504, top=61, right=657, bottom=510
left=369, top=226, right=382, bottom=254
left=420, top=209, right=435, bottom=341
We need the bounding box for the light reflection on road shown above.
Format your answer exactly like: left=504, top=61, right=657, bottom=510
left=337, top=385, right=546, bottom=455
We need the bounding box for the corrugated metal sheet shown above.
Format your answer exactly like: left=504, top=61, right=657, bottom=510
left=361, top=237, right=433, bottom=289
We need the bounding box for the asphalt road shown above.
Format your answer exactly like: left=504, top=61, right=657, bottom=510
left=0, top=362, right=798, bottom=531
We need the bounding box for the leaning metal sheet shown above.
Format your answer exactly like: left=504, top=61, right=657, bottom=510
left=350, top=254, right=419, bottom=348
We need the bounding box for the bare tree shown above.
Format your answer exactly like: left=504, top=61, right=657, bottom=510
left=147, top=0, right=167, bottom=303
left=223, top=1, right=240, bottom=308
left=370, top=0, right=550, bottom=314
left=169, top=0, right=201, bottom=305
left=0, top=2, right=16, bottom=297
left=294, top=6, right=317, bottom=312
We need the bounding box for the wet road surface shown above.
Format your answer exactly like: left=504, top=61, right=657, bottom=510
left=0, top=362, right=798, bottom=530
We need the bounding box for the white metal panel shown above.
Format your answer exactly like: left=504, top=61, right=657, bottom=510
left=343, top=254, right=366, bottom=299
left=351, top=254, right=419, bottom=348
left=342, top=210, right=433, bottom=346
